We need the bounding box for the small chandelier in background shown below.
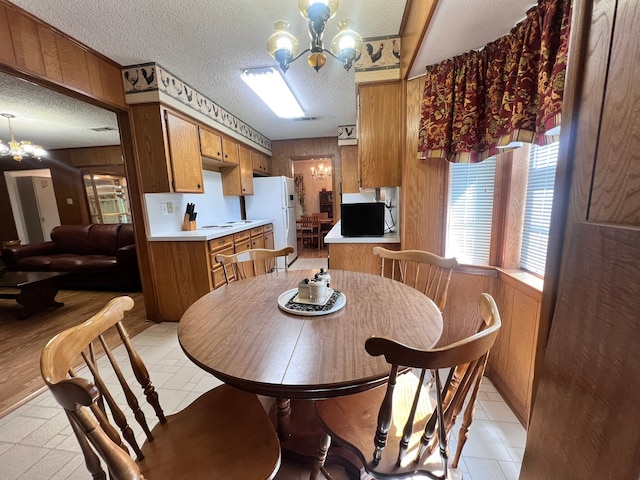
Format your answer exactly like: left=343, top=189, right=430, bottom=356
left=267, top=0, right=363, bottom=73
left=311, top=163, right=332, bottom=181
left=0, top=113, right=46, bottom=162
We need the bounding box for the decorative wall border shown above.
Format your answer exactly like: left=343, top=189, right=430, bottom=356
left=338, top=125, right=357, bottom=145
left=354, top=35, right=401, bottom=73
left=122, top=62, right=272, bottom=152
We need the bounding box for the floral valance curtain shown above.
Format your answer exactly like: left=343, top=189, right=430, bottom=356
left=418, top=0, right=572, bottom=163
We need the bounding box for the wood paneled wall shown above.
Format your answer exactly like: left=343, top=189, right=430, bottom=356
left=402, top=76, right=448, bottom=254
left=0, top=1, right=125, bottom=109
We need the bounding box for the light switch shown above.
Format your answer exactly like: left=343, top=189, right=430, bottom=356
left=161, top=203, right=169, bottom=216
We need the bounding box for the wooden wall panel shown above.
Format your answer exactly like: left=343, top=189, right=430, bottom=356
left=328, top=243, right=399, bottom=275
left=0, top=5, right=16, bottom=65
left=440, top=270, right=497, bottom=346
left=99, top=58, right=126, bottom=107
left=85, top=53, right=104, bottom=99
left=340, top=145, right=359, bottom=195
left=402, top=76, right=448, bottom=254
left=36, top=25, right=62, bottom=82
left=6, top=8, right=44, bottom=75
left=0, top=0, right=126, bottom=110
left=398, top=0, right=439, bottom=79
left=56, top=35, right=91, bottom=92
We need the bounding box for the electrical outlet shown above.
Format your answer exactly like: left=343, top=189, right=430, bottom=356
left=167, top=202, right=174, bottom=213
left=161, top=203, right=169, bottom=216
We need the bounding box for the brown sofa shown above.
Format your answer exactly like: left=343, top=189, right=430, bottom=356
left=1, top=224, right=140, bottom=291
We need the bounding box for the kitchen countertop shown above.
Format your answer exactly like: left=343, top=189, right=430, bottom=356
left=147, top=219, right=273, bottom=242
left=323, top=220, right=400, bottom=244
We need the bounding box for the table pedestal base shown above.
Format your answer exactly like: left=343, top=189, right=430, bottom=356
left=270, top=398, right=363, bottom=479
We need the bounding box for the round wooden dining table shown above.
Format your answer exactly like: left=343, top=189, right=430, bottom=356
left=178, top=269, right=443, bottom=467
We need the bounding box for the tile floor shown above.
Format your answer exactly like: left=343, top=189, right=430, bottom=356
left=0, top=258, right=526, bottom=479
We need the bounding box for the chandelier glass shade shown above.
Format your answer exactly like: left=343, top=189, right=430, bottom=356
left=311, top=163, right=332, bottom=181
left=0, top=113, right=46, bottom=162
left=267, top=0, right=363, bottom=73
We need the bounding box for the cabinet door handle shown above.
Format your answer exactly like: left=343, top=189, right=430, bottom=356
left=197, top=184, right=202, bottom=189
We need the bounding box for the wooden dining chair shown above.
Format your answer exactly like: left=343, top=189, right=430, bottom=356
left=216, top=246, right=294, bottom=284
left=40, top=296, right=281, bottom=480
left=300, top=215, right=321, bottom=250
left=373, top=246, right=458, bottom=312
left=311, top=293, right=501, bottom=480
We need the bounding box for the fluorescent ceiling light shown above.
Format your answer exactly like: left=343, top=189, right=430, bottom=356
left=241, top=67, right=304, bottom=119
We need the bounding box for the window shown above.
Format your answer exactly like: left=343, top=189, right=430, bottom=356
left=520, top=142, right=559, bottom=275
left=446, top=157, right=497, bottom=265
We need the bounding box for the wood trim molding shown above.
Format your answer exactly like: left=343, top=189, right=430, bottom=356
left=399, top=0, right=439, bottom=79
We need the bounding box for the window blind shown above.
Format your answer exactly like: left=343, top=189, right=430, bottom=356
left=447, top=157, right=496, bottom=265
left=520, top=142, right=559, bottom=275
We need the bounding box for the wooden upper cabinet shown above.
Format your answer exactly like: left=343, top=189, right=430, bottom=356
left=164, top=110, right=204, bottom=193
left=199, top=126, right=223, bottom=161
left=358, top=82, right=401, bottom=188
left=199, top=127, right=240, bottom=166
left=341, top=145, right=360, bottom=194
left=131, top=104, right=204, bottom=193
left=220, top=142, right=253, bottom=196
left=252, top=151, right=270, bottom=176
left=221, top=136, right=239, bottom=165
left=239, top=145, right=254, bottom=195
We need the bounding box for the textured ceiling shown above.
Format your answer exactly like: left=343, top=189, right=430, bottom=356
left=0, top=72, right=119, bottom=149
left=3, top=0, right=535, bottom=149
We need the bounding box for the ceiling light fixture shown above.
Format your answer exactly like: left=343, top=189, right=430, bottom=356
left=267, top=0, right=363, bottom=73
left=0, top=113, right=46, bottom=162
left=311, top=163, right=332, bottom=181
left=241, top=67, right=305, bottom=118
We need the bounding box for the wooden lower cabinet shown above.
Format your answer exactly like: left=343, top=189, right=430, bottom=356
left=208, top=235, right=234, bottom=287
left=148, top=241, right=212, bottom=321
left=328, top=242, right=399, bottom=275
left=149, top=224, right=273, bottom=321
left=264, top=224, right=274, bottom=249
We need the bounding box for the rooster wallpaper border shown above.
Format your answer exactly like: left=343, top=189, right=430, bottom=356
left=354, top=36, right=401, bottom=73
left=121, top=62, right=272, bottom=152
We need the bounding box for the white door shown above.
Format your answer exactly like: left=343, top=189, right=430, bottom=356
left=33, top=177, right=61, bottom=241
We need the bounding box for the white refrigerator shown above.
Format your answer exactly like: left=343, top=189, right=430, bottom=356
left=245, top=176, right=298, bottom=268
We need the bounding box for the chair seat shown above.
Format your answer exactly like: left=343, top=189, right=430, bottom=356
left=140, top=384, right=281, bottom=480
left=315, top=372, right=462, bottom=479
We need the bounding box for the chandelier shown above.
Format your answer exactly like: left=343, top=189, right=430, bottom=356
left=267, top=0, right=363, bottom=73
left=0, top=113, right=46, bottom=162
left=311, top=163, right=332, bottom=181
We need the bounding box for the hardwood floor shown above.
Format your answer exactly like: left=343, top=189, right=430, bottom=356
left=0, top=288, right=150, bottom=418
left=297, top=238, right=329, bottom=258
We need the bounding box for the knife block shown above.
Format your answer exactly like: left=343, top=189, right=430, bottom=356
left=182, top=214, right=196, bottom=231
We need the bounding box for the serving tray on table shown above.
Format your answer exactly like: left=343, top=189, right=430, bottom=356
left=277, top=287, right=345, bottom=316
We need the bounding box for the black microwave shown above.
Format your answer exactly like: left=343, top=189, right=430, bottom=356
left=340, top=202, right=385, bottom=237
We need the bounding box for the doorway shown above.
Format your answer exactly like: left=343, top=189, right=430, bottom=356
left=4, top=169, right=61, bottom=243
left=0, top=71, right=127, bottom=245
left=292, top=158, right=333, bottom=258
